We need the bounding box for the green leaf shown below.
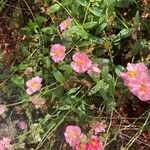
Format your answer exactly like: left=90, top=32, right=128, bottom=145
left=134, top=11, right=140, bottom=27
left=67, top=87, right=80, bottom=95
left=42, top=26, right=58, bottom=34
left=108, top=79, right=115, bottom=96
left=99, top=87, right=108, bottom=101
left=48, top=4, right=60, bottom=13
left=101, top=65, right=109, bottom=81
left=52, top=67, right=65, bottom=85
left=88, top=80, right=107, bottom=95
left=61, top=0, right=73, bottom=6
left=106, top=99, right=116, bottom=112
left=11, top=75, right=24, bottom=89
left=115, top=65, right=125, bottom=76
left=77, top=0, right=88, bottom=6
left=83, top=21, right=97, bottom=29
left=132, top=39, right=149, bottom=56
left=89, top=7, right=102, bottom=16
left=68, top=25, right=89, bottom=39
left=113, top=28, right=134, bottom=43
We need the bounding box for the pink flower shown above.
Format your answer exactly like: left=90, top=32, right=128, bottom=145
left=59, top=17, right=72, bottom=32
left=0, top=137, right=13, bottom=150
left=25, top=67, right=33, bottom=76
left=0, top=105, right=6, bottom=115
left=91, top=122, right=107, bottom=135
left=120, top=63, right=148, bottom=86
left=71, top=52, right=92, bottom=73
left=87, top=64, right=101, bottom=77
left=18, top=121, right=28, bottom=130
left=128, top=73, right=150, bottom=101
left=50, top=44, right=66, bottom=63
left=31, top=96, right=46, bottom=109
left=26, top=76, right=42, bottom=95
left=0, top=142, right=5, bottom=150
left=64, top=125, right=81, bottom=147
left=86, top=136, right=103, bottom=150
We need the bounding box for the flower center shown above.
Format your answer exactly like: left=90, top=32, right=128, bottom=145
left=69, top=131, right=77, bottom=139
left=128, top=71, right=137, bottom=78
left=31, top=82, right=39, bottom=89
left=54, top=50, right=62, bottom=57
left=90, top=139, right=97, bottom=147
left=77, top=59, right=84, bottom=66
left=140, top=84, right=146, bottom=92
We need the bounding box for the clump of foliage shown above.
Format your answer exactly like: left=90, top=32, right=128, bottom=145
left=0, top=0, right=150, bottom=149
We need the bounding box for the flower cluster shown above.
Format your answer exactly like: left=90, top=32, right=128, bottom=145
left=0, top=137, right=13, bottom=150
left=59, top=17, right=72, bottom=32
left=18, top=121, right=28, bottom=130
left=50, top=44, right=66, bottom=63
left=71, top=52, right=101, bottom=76
left=120, top=63, right=150, bottom=101
left=64, top=123, right=106, bottom=150
left=26, top=76, right=42, bottom=95
left=31, top=96, right=47, bottom=109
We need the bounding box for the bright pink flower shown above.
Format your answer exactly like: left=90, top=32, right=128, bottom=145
left=59, top=17, right=72, bottom=32
left=87, top=64, right=101, bottom=77
left=120, top=63, right=148, bottom=86
left=0, top=105, right=6, bottom=115
left=0, top=137, right=13, bottom=150
left=64, top=125, right=81, bottom=147
left=31, top=96, right=46, bottom=109
left=18, top=121, right=28, bottom=130
left=71, top=52, right=92, bottom=73
left=92, top=122, right=107, bottom=135
left=50, top=44, right=66, bottom=62
left=86, top=136, right=103, bottom=150
left=128, top=73, right=150, bottom=101
left=26, top=76, right=42, bottom=95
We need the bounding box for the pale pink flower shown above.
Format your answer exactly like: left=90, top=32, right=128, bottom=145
left=0, top=105, right=6, bottom=115
left=31, top=96, right=46, bottom=109
left=26, top=76, right=42, bottom=95
left=0, top=142, right=5, bottom=150
left=86, top=136, right=103, bottom=150
left=92, top=122, right=107, bottom=135
left=0, top=137, right=13, bottom=150
left=18, top=121, right=28, bottom=130
left=71, top=52, right=92, bottom=73
left=128, top=73, right=150, bottom=101
left=120, top=63, right=148, bottom=86
left=87, top=64, right=101, bottom=77
left=59, top=17, right=72, bottom=32
left=50, top=44, right=66, bottom=62
left=25, top=67, right=33, bottom=76
left=64, top=125, right=81, bottom=147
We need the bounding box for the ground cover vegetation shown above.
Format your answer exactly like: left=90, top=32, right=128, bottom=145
left=0, top=0, right=150, bottom=149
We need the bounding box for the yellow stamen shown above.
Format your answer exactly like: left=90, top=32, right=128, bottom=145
left=77, top=60, right=84, bottom=66
left=31, top=82, right=39, bottom=89
left=128, top=71, right=137, bottom=78
left=90, top=139, right=97, bottom=147
left=140, top=84, right=146, bottom=92
left=69, top=131, right=77, bottom=139
left=54, top=50, right=61, bottom=57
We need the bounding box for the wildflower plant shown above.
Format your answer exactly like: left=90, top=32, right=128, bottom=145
left=0, top=0, right=150, bottom=149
